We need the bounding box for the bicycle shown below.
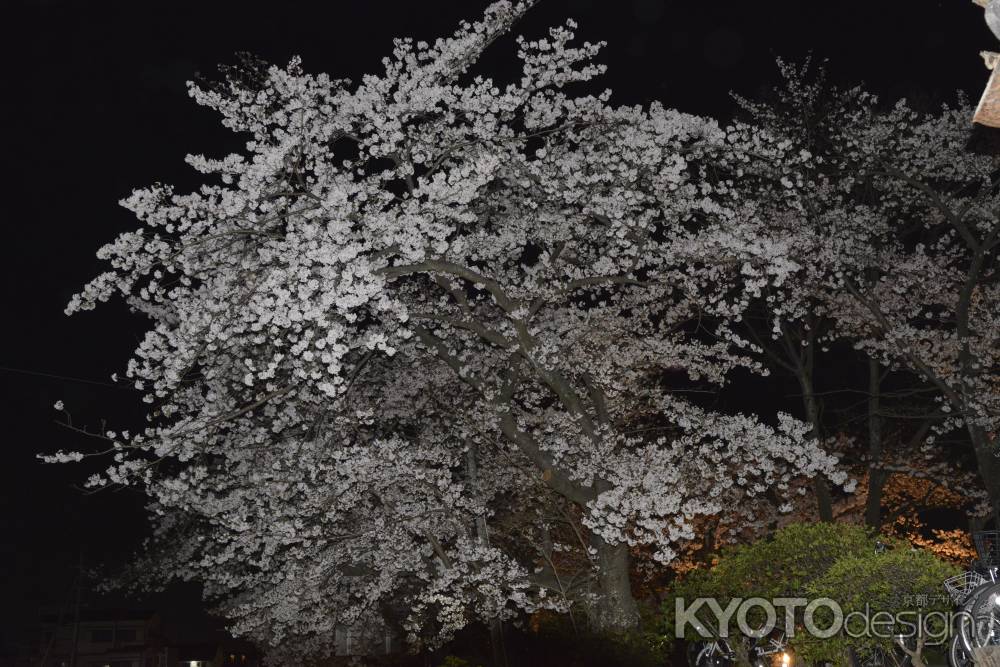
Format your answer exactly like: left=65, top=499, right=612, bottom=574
left=687, top=629, right=791, bottom=667
left=944, top=530, right=1000, bottom=666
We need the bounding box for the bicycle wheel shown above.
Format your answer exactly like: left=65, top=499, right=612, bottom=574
left=852, top=645, right=911, bottom=667
left=688, top=641, right=708, bottom=667
left=960, top=581, right=1000, bottom=651
left=958, top=580, right=999, bottom=652
left=950, top=632, right=973, bottom=667
left=692, top=640, right=734, bottom=667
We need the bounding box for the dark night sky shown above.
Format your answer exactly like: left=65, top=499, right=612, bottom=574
left=1, top=0, right=994, bottom=646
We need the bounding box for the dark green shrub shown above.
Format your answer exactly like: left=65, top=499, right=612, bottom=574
left=659, top=523, right=957, bottom=667
left=663, top=523, right=883, bottom=640
left=802, top=547, right=957, bottom=667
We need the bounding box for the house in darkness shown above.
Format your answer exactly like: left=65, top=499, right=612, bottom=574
left=32, top=609, right=162, bottom=667
left=332, top=623, right=398, bottom=658
left=1, top=609, right=259, bottom=667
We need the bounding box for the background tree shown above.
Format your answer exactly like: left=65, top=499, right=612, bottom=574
left=725, top=61, right=1000, bottom=530
left=724, top=60, right=880, bottom=523
left=828, top=98, right=1000, bottom=525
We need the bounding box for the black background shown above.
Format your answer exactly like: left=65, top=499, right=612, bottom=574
left=1, top=0, right=992, bottom=645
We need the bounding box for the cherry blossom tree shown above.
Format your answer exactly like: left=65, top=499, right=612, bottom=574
left=726, top=60, right=1000, bottom=527
left=720, top=60, right=882, bottom=522
left=828, top=100, right=1000, bottom=523
left=52, top=3, right=843, bottom=659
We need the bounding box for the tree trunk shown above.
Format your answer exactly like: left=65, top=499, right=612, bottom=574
left=812, top=477, right=834, bottom=523
left=953, top=250, right=1000, bottom=527
left=799, top=375, right=834, bottom=522
left=969, top=425, right=1000, bottom=528
left=865, top=358, right=885, bottom=529
left=466, top=442, right=509, bottom=667
left=588, top=537, right=640, bottom=633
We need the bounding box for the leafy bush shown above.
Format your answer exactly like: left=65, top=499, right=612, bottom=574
left=663, top=523, right=882, bottom=640
left=660, top=522, right=958, bottom=667
left=802, top=547, right=958, bottom=667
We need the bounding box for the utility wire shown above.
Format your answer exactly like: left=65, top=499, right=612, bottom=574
left=0, top=365, right=126, bottom=389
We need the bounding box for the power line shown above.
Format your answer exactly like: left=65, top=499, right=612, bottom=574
left=0, top=365, right=127, bottom=389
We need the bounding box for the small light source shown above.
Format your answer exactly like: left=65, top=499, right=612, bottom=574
left=781, top=652, right=791, bottom=666
left=993, top=594, right=1000, bottom=608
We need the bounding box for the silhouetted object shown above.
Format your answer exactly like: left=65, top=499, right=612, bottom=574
left=985, top=0, right=1000, bottom=38
left=974, top=1, right=1000, bottom=126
